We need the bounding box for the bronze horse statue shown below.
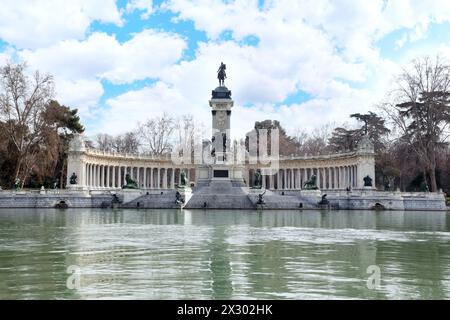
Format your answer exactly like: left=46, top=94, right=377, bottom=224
left=217, top=62, right=227, bottom=86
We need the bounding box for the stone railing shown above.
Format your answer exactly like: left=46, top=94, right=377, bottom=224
left=84, top=148, right=172, bottom=161
left=279, top=150, right=358, bottom=161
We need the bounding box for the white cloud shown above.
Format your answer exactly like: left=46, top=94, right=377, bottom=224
left=0, top=0, right=122, bottom=49
left=96, top=81, right=207, bottom=136
left=20, top=30, right=186, bottom=84
left=126, top=0, right=154, bottom=19
left=18, top=29, right=186, bottom=122
left=55, top=77, right=104, bottom=117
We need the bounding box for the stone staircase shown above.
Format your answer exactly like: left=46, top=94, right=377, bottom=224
left=185, top=180, right=254, bottom=209
left=247, top=189, right=319, bottom=209
left=121, top=190, right=180, bottom=209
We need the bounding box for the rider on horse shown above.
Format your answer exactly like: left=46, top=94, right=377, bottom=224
left=217, top=62, right=227, bottom=86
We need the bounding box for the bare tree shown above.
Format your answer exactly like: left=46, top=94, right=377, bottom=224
left=95, top=133, right=115, bottom=151
left=0, top=62, right=54, bottom=186
left=381, top=56, right=450, bottom=191
left=95, top=131, right=140, bottom=154
left=137, top=113, right=175, bottom=155
left=116, top=131, right=140, bottom=153
left=293, top=123, right=335, bottom=155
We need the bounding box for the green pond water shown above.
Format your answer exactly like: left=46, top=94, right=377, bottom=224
left=0, top=208, right=449, bottom=299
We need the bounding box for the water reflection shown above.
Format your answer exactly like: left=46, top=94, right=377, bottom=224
left=0, top=208, right=449, bottom=299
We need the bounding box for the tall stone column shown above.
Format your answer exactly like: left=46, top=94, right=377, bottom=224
left=170, top=168, right=175, bottom=188
left=292, top=169, right=295, bottom=189
left=349, top=166, right=353, bottom=188
left=326, top=168, right=330, bottom=189
left=142, top=167, right=146, bottom=189
left=106, top=166, right=109, bottom=188
left=150, top=167, right=153, bottom=189
left=87, top=164, right=91, bottom=187
left=111, top=166, right=114, bottom=188
left=316, top=168, right=320, bottom=189
left=97, top=165, right=100, bottom=187
left=346, top=166, right=349, bottom=188
left=276, top=171, right=280, bottom=190
left=157, top=168, right=160, bottom=189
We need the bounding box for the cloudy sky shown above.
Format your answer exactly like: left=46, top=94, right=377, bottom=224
left=1, top=0, right=450, bottom=139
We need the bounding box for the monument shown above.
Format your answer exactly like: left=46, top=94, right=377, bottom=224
left=184, top=63, right=252, bottom=209
left=195, top=62, right=245, bottom=187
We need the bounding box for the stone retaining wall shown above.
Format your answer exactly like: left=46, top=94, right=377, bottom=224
left=0, top=189, right=446, bottom=211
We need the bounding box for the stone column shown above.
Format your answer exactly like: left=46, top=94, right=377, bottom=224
left=316, top=168, right=320, bottom=189
left=88, top=164, right=91, bottom=187
left=150, top=167, right=153, bottom=189
left=99, top=166, right=102, bottom=188
left=333, top=167, right=336, bottom=189
left=98, top=165, right=100, bottom=187
left=105, top=165, right=109, bottom=188
left=94, top=165, right=98, bottom=187
left=112, top=166, right=116, bottom=188
left=101, top=165, right=104, bottom=188
left=290, top=168, right=295, bottom=189
left=346, top=166, right=349, bottom=188
left=302, top=169, right=306, bottom=188
left=170, top=168, right=175, bottom=188
left=328, top=167, right=331, bottom=189
left=142, top=167, right=146, bottom=189
left=349, top=166, right=353, bottom=188
left=157, top=168, right=160, bottom=189
left=276, top=170, right=281, bottom=190
left=95, top=165, right=98, bottom=188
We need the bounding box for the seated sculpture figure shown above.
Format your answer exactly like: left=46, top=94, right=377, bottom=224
left=303, top=174, right=318, bottom=190
left=69, top=172, right=78, bottom=185
left=363, top=175, right=373, bottom=187
left=122, top=173, right=138, bottom=189
left=252, top=170, right=262, bottom=189
left=175, top=191, right=185, bottom=204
